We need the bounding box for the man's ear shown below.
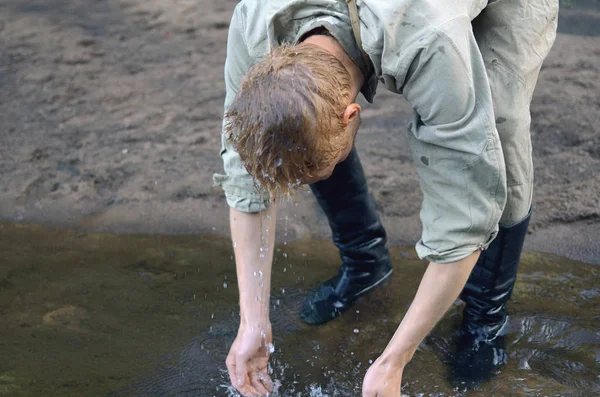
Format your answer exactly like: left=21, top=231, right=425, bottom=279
left=342, top=103, right=361, bottom=125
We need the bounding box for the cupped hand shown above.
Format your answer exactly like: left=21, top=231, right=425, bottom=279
left=226, top=323, right=274, bottom=396
left=362, top=356, right=404, bottom=397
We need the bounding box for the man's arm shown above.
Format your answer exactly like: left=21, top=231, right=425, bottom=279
left=230, top=206, right=276, bottom=328
left=398, top=18, right=507, bottom=264
left=362, top=252, right=479, bottom=396
left=364, top=19, right=505, bottom=396
left=213, top=4, right=269, bottom=214
left=225, top=206, right=276, bottom=396
left=218, top=6, right=276, bottom=396
left=381, top=252, right=478, bottom=364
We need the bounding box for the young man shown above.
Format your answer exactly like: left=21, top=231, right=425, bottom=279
left=214, top=0, right=558, bottom=395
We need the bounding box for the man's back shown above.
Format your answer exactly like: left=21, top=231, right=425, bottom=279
left=231, top=0, right=489, bottom=98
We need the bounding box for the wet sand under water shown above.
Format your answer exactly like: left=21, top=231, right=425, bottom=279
left=1, top=222, right=599, bottom=397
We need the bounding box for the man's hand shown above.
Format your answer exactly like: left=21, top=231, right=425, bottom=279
left=362, top=356, right=404, bottom=397
left=226, top=324, right=274, bottom=396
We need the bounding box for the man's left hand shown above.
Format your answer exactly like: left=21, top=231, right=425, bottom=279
left=362, top=356, right=404, bottom=397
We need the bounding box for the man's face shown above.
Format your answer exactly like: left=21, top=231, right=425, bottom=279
left=302, top=112, right=360, bottom=185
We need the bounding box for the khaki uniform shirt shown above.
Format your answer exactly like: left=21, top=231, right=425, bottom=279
left=214, top=0, right=508, bottom=264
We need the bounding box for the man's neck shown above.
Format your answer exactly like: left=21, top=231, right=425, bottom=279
left=302, top=34, right=364, bottom=101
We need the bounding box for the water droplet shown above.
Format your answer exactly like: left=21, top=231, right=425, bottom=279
left=259, top=253, right=265, bottom=259
left=283, top=267, right=287, bottom=272
left=259, top=281, right=264, bottom=287
left=232, top=242, right=237, bottom=248
left=276, top=299, right=281, bottom=305
left=283, top=252, right=288, bottom=258
left=281, top=288, right=285, bottom=294
left=223, top=282, right=228, bottom=288
left=369, top=359, right=373, bottom=364
left=211, top=313, right=214, bottom=319
left=275, top=157, right=283, bottom=167
left=256, top=296, right=261, bottom=301
left=193, top=294, right=196, bottom=300
left=354, top=329, right=359, bottom=334
left=356, top=310, right=360, bottom=314
left=260, top=246, right=264, bottom=252
left=212, top=226, right=216, bottom=231
left=267, top=343, right=275, bottom=353
left=258, top=271, right=263, bottom=277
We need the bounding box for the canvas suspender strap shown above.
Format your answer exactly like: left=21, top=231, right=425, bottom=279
left=345, top=0, right=371, bottom=72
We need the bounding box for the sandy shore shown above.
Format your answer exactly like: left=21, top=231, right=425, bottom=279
left=0, top=0, right=598, bottom=264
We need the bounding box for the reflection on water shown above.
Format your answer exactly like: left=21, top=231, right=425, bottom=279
left=0, top=222, right=599, bottom=396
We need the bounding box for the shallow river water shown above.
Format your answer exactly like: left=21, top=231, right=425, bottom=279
left=1, top=222, right=599, bottom=396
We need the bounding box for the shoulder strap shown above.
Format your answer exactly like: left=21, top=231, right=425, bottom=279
left=345, top=0, right=371, bottom=72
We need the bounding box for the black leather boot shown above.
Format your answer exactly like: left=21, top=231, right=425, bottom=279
left=299, top=146, right=393, bottom=325
left=451, top=211, right=531, bottom=386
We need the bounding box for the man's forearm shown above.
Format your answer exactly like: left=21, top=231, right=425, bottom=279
left=380, top=251, right=480, bottom=365
left=230, top=206, right=277, bottom=327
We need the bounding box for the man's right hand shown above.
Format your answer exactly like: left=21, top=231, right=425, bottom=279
left=226, top=323, right=274, bottom=396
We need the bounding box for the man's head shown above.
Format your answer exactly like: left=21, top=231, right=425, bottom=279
left=224, top=40, right=362, bottom=199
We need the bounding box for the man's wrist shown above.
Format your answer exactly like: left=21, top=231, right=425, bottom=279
left=240, top=312, right=270, bottom=329
left=240, top=297, right=270, bottom=323
left=379, top=341, right=415, bottom=368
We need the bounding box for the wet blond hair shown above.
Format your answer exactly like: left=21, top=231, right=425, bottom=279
left=224, top=42, right=351, bottom=198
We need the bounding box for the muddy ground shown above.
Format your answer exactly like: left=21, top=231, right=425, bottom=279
left=0, top=0, right=599, bottom=264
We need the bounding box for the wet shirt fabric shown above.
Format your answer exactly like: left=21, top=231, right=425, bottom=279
left=214, top=0, right=507, bottom=264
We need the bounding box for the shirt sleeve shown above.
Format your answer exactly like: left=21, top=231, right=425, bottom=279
left=396, top=17, right=507, bottom=263
left=212, top=5, right=269, bottom=213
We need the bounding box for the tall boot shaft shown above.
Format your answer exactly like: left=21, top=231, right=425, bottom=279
left=450, top=211, right=531, bottom=386
left=309, top=146, right=390, bottom=270
left=460, top=210, right=531, bottom=337
left=300, top=147, right=392, bottom=325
